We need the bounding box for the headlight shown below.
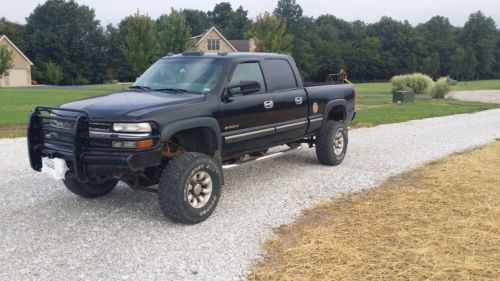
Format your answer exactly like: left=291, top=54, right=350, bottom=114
left=113, top=123, right=152, bottom=133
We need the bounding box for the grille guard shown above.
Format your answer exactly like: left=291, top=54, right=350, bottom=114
left=27, top=106, right=160, bottom=182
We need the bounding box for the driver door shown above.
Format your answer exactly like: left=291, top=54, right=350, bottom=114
left=219, top=60, right=275, bottom=157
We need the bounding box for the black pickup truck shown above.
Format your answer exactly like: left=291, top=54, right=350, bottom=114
left=28, top=52, right=355, bottom=224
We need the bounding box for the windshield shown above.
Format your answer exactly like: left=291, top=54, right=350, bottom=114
left=133, top=58, right=225, bottom=94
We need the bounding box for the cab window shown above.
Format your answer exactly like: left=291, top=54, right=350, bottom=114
left=229, top=62, right=266, bottom=95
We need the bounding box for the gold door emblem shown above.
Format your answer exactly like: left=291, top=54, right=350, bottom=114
left=312, top=102, right=319, bottom=114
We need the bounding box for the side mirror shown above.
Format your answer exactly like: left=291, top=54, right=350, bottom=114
left=229, top=81, right=261, bottom=96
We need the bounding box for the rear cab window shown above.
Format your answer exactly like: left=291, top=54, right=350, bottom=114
left=262, top=58, right=298, bottom=92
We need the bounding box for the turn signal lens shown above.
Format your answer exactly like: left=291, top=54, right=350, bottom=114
left=136, top=139, right=154, bottom=149
left=112, top=139, right=153, bottom=149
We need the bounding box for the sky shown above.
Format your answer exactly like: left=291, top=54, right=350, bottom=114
left=1, top=0, right=500, bottom=27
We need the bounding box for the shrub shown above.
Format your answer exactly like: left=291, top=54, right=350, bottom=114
left=75, top=74, right=90, bottom=85
left=390, top=73, right=434, bottom=95
left=429, top=77, right=452, bottom=99
left=45, top=61, right=64, bottom=85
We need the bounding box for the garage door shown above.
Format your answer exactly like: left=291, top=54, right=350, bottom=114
left=8, top=69, right=29, bottom=86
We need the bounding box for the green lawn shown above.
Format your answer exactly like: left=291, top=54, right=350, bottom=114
left=0, top=87, right=119, bottom=125
left=354, top=79, right=500, bottom=94
left=452, top=80, right=500, bottom=91
left=353, top=96, right=498, bottom=127
left=80, top=83, right=133, bottom=91
left=354, top=82, right=392, bottom=94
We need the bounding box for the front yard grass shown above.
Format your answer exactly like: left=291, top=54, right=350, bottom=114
left=353, top=96, right=498, bottom=127
left=248, top=141, right=500, bottom=281
left=354, top=79, right=500, bottom=94
left=0, top=87, right=120, bottom=125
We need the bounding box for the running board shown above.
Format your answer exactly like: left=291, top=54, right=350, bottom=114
left=222, top=146, right=303, bottom=170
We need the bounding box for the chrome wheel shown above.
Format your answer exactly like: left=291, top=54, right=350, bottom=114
left=187, top=171, right=213, bottom=209
left=333, top=129, right=344, bottom=156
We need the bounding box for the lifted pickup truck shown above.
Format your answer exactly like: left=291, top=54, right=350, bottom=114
left=28, top=52, right=355, bottom=224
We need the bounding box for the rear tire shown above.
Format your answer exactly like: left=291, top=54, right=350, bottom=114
left=63, top=177, right=118, bottom=198
left=316, top=120, right=348, bottom=166
left=158, top=152, right=222, bottom=224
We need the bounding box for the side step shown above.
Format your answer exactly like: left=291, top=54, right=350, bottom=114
left=222, top=145, right=303, bottom=170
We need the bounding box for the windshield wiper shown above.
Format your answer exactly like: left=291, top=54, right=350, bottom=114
left=129, top=85, right=152, bottom=91
left=154, top=88, right=188, bottom=93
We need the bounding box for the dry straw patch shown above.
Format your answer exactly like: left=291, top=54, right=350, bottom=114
left=248, top=142, right=500, bottom=281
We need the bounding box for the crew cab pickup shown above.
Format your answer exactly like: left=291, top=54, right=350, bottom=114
left=28, top=52, right=355, bottom=224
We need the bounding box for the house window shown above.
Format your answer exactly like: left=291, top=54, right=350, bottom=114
left=207, top=39, right=220, bottom=51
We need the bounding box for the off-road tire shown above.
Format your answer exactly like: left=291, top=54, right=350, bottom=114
left=158, top=152, right=222, bottom=224
left=63, top=177, right=118, bottom=198
left=316, top=120, right=348, bottom=166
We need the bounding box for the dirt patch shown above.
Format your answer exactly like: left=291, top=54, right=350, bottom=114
left=0, top=125, right=27, bottom=138
left=248, top=142, right=500, bottom=281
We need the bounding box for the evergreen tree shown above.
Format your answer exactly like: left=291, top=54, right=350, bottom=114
left=157, top=9, right=191, bottom=56
left=120, top=12, right=158, bottom=78
left=462, top=11, right=497, bottom=79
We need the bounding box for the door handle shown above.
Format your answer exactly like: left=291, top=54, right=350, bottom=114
left=264, top=100, right=274, bottom=109
left=295, top=97, right=303, bottom=105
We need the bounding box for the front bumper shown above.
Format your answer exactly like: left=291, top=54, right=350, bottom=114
left=28, top=106, right=161, bottom=182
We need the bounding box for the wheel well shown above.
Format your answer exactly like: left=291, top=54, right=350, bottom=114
left=327, top=105, right=346, bottom=121
left=168, top=127, right=218, bottom=157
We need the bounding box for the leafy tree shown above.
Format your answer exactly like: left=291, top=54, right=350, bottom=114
left=182, top=9, right=211, bottom=36
left=462, top=11, right=497, bottom=79
left=273, top=0, right=317, bottom=79
left=120, top=12, right=158, bottom=78
left=24, top=0, right=106, bottom=84
left=209, top=3, right=251, bottom=39
left=0, top=45, right=14, bottom=87
left=422, top=51, right=440, bottom=78
left=274, top=0, right=303, bottom=28
left=230, top=6, right=252, bottom=39
left=0, top=18, right=26, bottom=51
left=157, top=9, right=191, bottom=56
left=415, top=16, right=457, bottom=76
left=252, top=13, right=293, bottom=53
left=103, top=24, right=128, bottom=81
left=367, top=17, right=415, bottom=78
left=450, top=47, right=466, bottom=80
left=463, top=46, right=478, bottom=82
left=494, top=31, right=500, bottom=77
left=209, top=2, right=234, bottom=37
left=45, top=61, right=63, bottom=85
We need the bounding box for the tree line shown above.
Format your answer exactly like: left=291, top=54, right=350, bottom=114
left=0, top=0, right=499, bottom=85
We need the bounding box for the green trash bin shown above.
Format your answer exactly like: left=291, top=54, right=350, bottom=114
left=392, top=90, right=415, bottom=103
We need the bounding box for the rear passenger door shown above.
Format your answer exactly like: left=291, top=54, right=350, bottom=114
left=262, top=58, right=308, bottom=143
left=220, top=60, right=274, bottom=157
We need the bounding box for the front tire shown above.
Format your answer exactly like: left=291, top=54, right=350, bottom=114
left=63, top=177, right=118, bottom=198
left=158, top=152, right=222, bottom=224
left=316, top=120, right=348, bottom=166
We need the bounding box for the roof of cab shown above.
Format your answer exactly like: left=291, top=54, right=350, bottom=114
left=162, top=52, right=291, bottom=61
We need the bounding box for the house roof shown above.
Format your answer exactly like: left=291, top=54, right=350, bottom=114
left=0, top=35, right=33, bottom=65
left=228, top=40, right=251, bottom=52
left=191, top=27, right=238, bottom=52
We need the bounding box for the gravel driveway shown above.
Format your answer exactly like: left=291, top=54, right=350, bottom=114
left=449, top=90, right=500, bottom=104
left=1, top=109, right=500, bottom=281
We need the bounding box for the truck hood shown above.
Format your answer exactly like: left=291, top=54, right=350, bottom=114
left=60, top=90, right=205, bottom=120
